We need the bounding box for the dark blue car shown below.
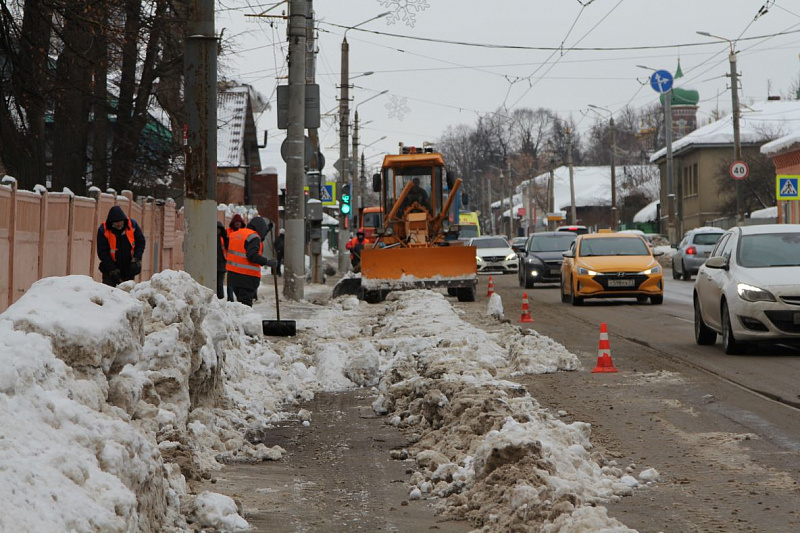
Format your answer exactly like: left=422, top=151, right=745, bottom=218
left=518, top=231, right=577, bottom=288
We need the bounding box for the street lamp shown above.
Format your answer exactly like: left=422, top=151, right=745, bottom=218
left=637, top=64, right=676, bottom=239
left=588, top=104, right=618, bottom=230
left=697, top=31, right=744, bottom=224
left=337, top=12, right=391, bottom=272
left=352, top=90, right=388, bottom=218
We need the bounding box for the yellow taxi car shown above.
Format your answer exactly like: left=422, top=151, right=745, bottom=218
left=560, top=232, right=665, bottom=305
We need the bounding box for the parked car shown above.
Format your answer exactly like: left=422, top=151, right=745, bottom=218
left=469, top=236, right=519, bottom=274
left=694, top=224, right=800, bottom=354
left=672, top=227, right=725, bottom=280
left=510, top=237, right=527, bottom=254
left=560, top=232, right=664, bottom=305
left=518, top=231, right=577, bottom=289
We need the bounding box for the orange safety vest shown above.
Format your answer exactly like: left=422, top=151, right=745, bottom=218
left=219, top=235, right=227, bottom=260
left=226, top=228, right=263, bottom=278
left=103, top=222, right=135, bottom=262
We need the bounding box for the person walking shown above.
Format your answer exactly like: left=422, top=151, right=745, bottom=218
left=96, top=205, right=146, bottom=287
left=226, top=214, right=246, bottom=301
left=273, top=228, right=285, bottom=277
left=216, top=221, right=229, bottom=299
left=225, top=216, right=277, bottom=306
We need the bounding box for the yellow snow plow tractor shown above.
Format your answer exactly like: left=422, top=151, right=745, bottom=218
left=334, top=143, right=477, bottom=303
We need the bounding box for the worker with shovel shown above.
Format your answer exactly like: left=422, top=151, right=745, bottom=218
left=226, top=216, right=277, bottom=307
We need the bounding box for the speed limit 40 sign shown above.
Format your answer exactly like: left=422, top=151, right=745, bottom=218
left=729, top=160, right=749, bottom=180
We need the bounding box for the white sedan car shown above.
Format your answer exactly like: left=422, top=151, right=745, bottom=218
left=469, top=236, right=519, bottom=274
left=694, top=224, right=800, bottom=354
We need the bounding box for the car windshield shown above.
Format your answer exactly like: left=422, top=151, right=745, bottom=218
left=579, top=237, right=650, bottom=256
left=739, top=233, right=800, bottom=267
left=460, top=226, right=479, bottom=239
left=473, top=237, right=509, bottom=249
left=528, top=234, right=576, bottom=252
left=692, top=233, right=723, bottom=246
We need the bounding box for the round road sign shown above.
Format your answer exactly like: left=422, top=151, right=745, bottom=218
left=729, top=160, right=749, bottom=180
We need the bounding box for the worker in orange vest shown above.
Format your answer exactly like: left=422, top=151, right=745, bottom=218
left=225, top=214, right=246, bottom=301
left=96, top=205, right=146, bottom=287
left=226, top=216, right=277, bottom=306
left=345, top=229, right=366, bottom=272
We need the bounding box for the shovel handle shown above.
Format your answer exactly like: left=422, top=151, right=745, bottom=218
left=273, top=268, right=280, bottom=322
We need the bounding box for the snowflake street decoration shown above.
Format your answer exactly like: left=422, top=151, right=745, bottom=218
left=378, top=0, right=430, bottom=28
left=385, top=95, right=410, bottom=121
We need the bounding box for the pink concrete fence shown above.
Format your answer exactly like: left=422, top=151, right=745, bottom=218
left=0, top=180, right=189, bottom=312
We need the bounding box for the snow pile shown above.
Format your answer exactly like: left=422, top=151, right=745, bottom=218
left=0, top=272, right=324, bottom=531
left=366, top=290, right=631, bottom=531
left=486, top=292, right=504, bottom=319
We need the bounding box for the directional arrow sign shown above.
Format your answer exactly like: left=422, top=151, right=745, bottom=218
left=649, top=70, right=674, bottom=93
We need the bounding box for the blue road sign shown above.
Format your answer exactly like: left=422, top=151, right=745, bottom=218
left=777, top=175, right=800, bottom=200
left=650, top=70, right=674, bottom=93
left=321, top=183, right=336, bottom=206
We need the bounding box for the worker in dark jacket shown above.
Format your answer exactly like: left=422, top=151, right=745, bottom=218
left=97, top=205, right=146, bottom=287
left=345, top=230, right=366, bottom=272
left=273, top=228, right=285, bottom=277
left=226, top=216, right=277, bottom=306
left=216, top=221, right=229, bottom=299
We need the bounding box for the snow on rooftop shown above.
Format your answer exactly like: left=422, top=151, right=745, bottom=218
left=217, top=89, right=249, bottom=168
left=652, top=99, right=800, bottom=162
left=633, top=200, right=659, bottom=223
left=761, top=132, right=800, bottom=156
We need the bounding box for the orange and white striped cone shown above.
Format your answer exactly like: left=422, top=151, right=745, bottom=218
left=519, top=292, right=534, bottom=323
left=486, top=276, right=495, bottom=297
left=592, top=322, right=619, bottom=373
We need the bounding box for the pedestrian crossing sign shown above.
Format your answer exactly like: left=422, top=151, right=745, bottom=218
left=777, top=175, right=800, bottom=200
left=321, top=182, right=336, bottom=206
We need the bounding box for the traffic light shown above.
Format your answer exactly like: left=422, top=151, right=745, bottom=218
left=341, top=184, right=351, bottom=215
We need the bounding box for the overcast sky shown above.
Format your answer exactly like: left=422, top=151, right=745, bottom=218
left=216, top=0, right=800, bottom=183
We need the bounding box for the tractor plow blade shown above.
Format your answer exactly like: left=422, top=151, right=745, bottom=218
left=360, top=246, right=477, bottom=290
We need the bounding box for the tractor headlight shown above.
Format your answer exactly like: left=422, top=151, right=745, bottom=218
left=737, top=283, right=776, bottom=302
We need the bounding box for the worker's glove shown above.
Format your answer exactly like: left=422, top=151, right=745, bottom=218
left=131, top=258, right=142, bottom=276
left=266, top=259, right=278, bottom=268
left=109, top=269, right=122, bottom=285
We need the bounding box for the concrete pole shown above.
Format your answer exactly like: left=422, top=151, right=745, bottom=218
left=183, top=0, right=217, bottom=290
left=507, top=159, right=513, bottom=237
left=609, top=116, right=617, bottom=230
left=305, top=2, right=322, bottom=284
left=665, top=90, right=675, bottom=241
left=337, top=37, right=350, bottom=273
left=283, top=0, right=307, bottom=300
left=352, top=110, right=359, bottom=227
left=730, top=50, right=744, bottom=224
left=567, top=127, right=577, bottom=224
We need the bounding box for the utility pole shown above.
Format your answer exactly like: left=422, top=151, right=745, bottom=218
left=665, top=90, right=675, bottom=239
left=337, top=35, right=350, bottom=273
left=730, top=49, right=744, bottom=224
left=284, top=0, right=307, bottom=300
left=499, top=169, right=505, bottom=237
left=507, top=159, right=513, bottom=237
left=352, top=110, right=359, bottom=228
left=548, top=162, right=555, bottom=231
left=609, top=115, right=617, bottom=230
left=305, top=1, right=322, bottom=284
left=567, top=127, right=577, bottom=224
left=183, top=0, right=217, bottom=290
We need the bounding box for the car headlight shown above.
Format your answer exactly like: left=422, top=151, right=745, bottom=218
left=476, top=256, right=484, bottom=263
left=638, top=265, right=662, bottom=275
left=577, top=266, right=598, bottom=276
left=505, top=253, right=517, bottom=261
left=736, top=283, right=776, bottom=302
left=526, top=256, right=544, bottom=265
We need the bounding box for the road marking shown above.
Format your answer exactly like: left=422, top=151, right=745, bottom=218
left=673, top=317, right=693, bottom=324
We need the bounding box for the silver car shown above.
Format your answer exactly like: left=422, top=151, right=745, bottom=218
left=694, top=224, right=800, bottom=354
left=469, top=236, right=519, bottom=274
left=672, top=227, right=725, bottom=280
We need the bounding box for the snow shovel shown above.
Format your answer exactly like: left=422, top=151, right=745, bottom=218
left=262, top=228, right=296, bottom=337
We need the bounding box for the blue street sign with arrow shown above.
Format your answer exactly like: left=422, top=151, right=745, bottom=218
left=650, top=70, right=674, bottom=93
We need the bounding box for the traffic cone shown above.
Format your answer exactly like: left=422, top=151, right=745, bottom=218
left=591, top=323, right=619, bottom=373
left=519, top=292, right=534, bottom=323
left=486, top=276, right=495, bottom=297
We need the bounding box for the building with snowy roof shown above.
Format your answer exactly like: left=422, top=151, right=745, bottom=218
left=761, top=130, right=800, bottom=224
left=216, top=86, right=265, bottom=206
left=651, top=99, right=800, bottom=238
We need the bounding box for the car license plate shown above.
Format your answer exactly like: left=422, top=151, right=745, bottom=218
left=794, top=313, right=800, bottom=325
left=549, top=269, right=561, bottom=276
left=607, top=279, right=635, bottom=288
